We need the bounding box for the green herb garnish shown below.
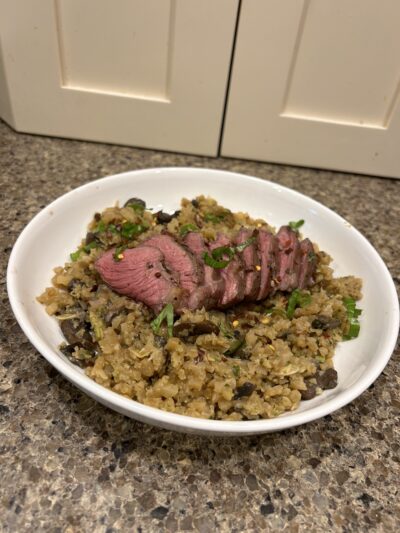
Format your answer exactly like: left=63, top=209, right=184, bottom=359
left=129, top=204, right=145, bottom=213
left=94, top=220, right=107, bottom=233
left=180, top=224, right=198, bottom=237
left=288, top=219, right=305, bottom=230
left=204, top=211, right=229, bottom=223
left=107, top=224, right=119, bottom=234
left=70, top=241, right=99, bottom=262
left=204, top=213, right=223, bottom=223
left=286, top=289, right=312, bottom=319
left=95, top=220, right=148, bottom=240
left=343, top=297, right=362, bottom=320
left=203, top=246, right=235, bottom=269
left=151, top=303, right=175, bottom=338
left=308, top=251, right=317, bottom=263
left=70, top=249, right=82, bottom=262
left=89, top=310, right=104, bottom=341
left=234, top=236, right=256, bottom=253
left=224, top=337, right=245, bottom=357
left=344, top=322, right=360, bottom=340
left=342, top=297, right=362, bottom=340
left=113, top=245, right=126, bottom=262
left=203, top=237, right=256, bottom=269
left=232, top=365, right=241, bottom=377
left=220, top=322, right=235, bottom=339
left=125, top=198, right=146, bottom=212
left=121, top=222, right=148, bottom=239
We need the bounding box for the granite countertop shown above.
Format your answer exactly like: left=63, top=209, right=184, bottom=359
left=1, top=119, right=399, bottom=532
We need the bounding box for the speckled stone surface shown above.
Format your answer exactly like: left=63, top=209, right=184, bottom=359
left=1, top=119, right=399, bottom=533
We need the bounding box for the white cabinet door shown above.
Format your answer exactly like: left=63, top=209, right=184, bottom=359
left=222, top=0, right=400, bottom=178
left=0, top=0, right=238, bottom=156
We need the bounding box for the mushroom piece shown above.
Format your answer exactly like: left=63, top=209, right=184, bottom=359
left=155, top=211, right=173, bottom=224
left=60, top=319, right=83, bottom=345
left=60, top=319, right=96, bottom=352
left=300, top=383, right=317, bottom=400
left=60, top=343, right=95, bottom=368
left=233, top=382, right=256, bottom=400
left=312, top=316, right=341, bottom=330
left=172, top=320, right=219, bottom=338
left=316, top=368, right=338, bottom=390
left=123, top=197, right=146, bottom=209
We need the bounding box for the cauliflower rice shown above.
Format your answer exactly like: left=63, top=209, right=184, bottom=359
left=38, top=196, right=362, bottom=420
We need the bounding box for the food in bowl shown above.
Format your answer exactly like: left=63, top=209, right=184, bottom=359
left=37, top=196, right=362, bottom=420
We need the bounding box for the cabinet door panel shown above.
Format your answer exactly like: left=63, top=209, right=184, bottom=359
left=222, top=0, right=400, bottom=178
left=0, top=0, right=238, bottom=155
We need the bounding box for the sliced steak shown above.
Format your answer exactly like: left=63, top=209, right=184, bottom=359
left=235, top=228, right=260, bottom=300
left=95, top=246, right=182, bottom=313
left=96, top=227, right=317, bottom=314
left=143, top=234, right=201, bottom=296
left=298, top=238, right=317, bottom=289
left=209, top=234, right=245, bottom=308
left=257, top=229, right=277, bottom=300
left=183, top=232, right=224, bottom=309
left=275, top=226, right=301, bottom=291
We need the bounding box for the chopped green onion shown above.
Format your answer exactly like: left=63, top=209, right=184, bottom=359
left=343, top=297, right=362, bottom=340
left=286, top=289, right=312, bottom=319
left=343, top=297, right=362, bottom=319
left=95, top=221, right=149, bottom=240
left=308, top=251, right=317, bottom=263
left=203, top=246, right=235, bottom=269
left=288, top=219, right=305, bottom=230
left=151, top=303, right=175, bottom=338
left=107, top=224, right=119, bottom=234
left=204, top=213, right=223, bottom=223
left=211, top=246, right=235, bottom=262
left=204, top=211, right=229, bottom=223
left=70, top=249, right=82, bottom=262
left=180, top=223, right=198, bottom=237
left=343, top=322, right=360, bottom=340
left=125, top=198, right=146, bottom=212
left=121, top=222, right=148, bottom=239
left=202, top=253, right=230, bottom=269
left=70, top=241, right=99, bottom=262
left=89, top=310, right=104, bottom=341
left=113, top=245, right=126, bottom=261
left=224, top=337, right=245, bottom=357
left=129, top=203, right=145, bottom=213
left=235, top=236, right=256, bottom=253
left=220, top=323, right=235, bottom=339
left=84, top=241, right=99, bottom=252
left=232, top=365, right=241, bottom=377
left=94, top=220, right=107, bottom=233
left=203, top=238, right=256, bottom=269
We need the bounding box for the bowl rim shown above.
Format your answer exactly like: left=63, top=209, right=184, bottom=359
left=7, top=167, right=400, bottom=434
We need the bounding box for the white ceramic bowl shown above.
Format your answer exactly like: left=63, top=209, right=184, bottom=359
left=7, top=168, right=399, bottom=435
